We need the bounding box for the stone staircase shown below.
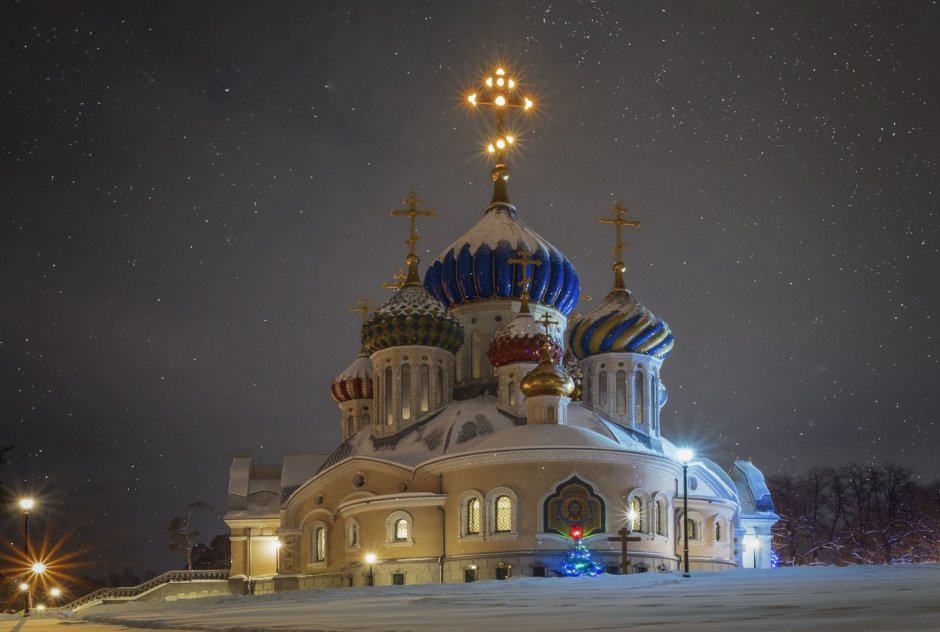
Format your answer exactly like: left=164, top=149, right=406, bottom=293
left=54, top=569, right=231, bottom=612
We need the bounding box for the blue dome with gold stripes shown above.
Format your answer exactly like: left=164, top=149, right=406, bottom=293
left=423, top=204, right=580, bottom=316
left=567, top=289, right=673, bottom=360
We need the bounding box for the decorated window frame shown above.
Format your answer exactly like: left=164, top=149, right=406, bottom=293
left=457, top=490, right=484, bottom=540
left=385, top=510, right=414, bottom=546
left=485, top=487, right=518, bottom=538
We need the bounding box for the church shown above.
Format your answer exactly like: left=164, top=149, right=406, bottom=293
left=224, top=66, right=779, bottom=589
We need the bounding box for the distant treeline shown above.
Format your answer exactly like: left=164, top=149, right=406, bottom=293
left=766, top=463, right=940, bottom=565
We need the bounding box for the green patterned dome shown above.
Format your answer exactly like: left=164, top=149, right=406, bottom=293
left=362, top=284, right=464, bottom=355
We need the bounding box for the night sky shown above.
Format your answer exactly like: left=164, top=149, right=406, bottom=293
left=2, top=1, right=937, bottom=578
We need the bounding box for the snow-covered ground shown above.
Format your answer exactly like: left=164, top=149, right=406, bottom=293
left=64, top=565, right=940, bottom=631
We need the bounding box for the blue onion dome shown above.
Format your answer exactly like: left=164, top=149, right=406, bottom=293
left=567, top=285, right=674, bottom=360
left=423, top=204, right=580, bottom=316
left=361, top=281, right=464, bottom=355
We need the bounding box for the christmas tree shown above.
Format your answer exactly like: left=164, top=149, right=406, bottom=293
left=560, top=525, right=605, bottom=577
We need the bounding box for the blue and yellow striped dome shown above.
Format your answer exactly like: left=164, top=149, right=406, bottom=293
left=423, top=204, right=580, bottom=316
left=567, top=289, right=673, bottom=360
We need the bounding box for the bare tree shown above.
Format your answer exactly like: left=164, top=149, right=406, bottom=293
left=168, top=501, right=211, bottom=571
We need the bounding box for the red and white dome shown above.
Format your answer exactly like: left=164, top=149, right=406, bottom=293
left=330, top=355, right=374, bottom=403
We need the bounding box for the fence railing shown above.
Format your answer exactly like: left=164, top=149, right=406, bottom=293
left=56, top=569, right=230, bottom=612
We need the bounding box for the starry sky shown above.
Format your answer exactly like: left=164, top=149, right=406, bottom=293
left=2, top=1, right=937, bottom=578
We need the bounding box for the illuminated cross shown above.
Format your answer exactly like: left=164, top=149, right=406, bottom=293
left=537, top=312, right=559, bottom=337
left=507, top=246, right=542, bottom=314
left=598, top=202, right=641, bottom=290
left=382, top=269, right=407, bottom=290
left=350, top=298, right=371, bottom=322
left=389, top=192, right=435, bottom=286
left=466, top=66, right=537, bottom=204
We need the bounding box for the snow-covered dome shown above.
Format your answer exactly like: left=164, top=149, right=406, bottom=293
left=487, top=311, right=562, bottom=367
left=361, top=284, right=464, bottom=355
left=567, top=288, right=673, bottom=360
left=330, top=354, right=374, bottom=403
left=423, top=203, right=580, bottom=316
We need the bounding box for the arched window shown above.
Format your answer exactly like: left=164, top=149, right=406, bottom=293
left=471, top=332, right=482, bottom=379
left=634, top=370, right=645, bottom=424
left=715, top=521, right=722, bottom=542
left=395, top=518, right=409, bottom=541
left=310, top=525, right=327, bottom=563
left=384, top=367, right=394, bottom=425
left=630, top=496, right=642, bottom=531
left=400, top=364, right=411, bottom=420
left=598, top=371, right=608, bottom=407
left=385, top=511, right=414, bottom=545
left=419, top=364, right=430, bottom=413
left=547, top=405, right=555, bottom=422
left=347, top=415, right=354, bottom=436
left=362, top=412, right=371, bottom=427
left=651, top=376, right=659, bottom=429
left=616, top=369, right=627, bottom=415
left=467, top=498, right=481, bottom=535
left=495, top=496, right=513, bottom=532
left=655, top=498, right=667, bottom=536
left=436, top=366, right=444, bottom=405
left=686, top=518, right=697, bottom=540
left=508, top=380, right=516, bottom=406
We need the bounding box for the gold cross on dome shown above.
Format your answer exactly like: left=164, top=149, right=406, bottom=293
left=389, top=191, right=435, bottom=285
left=508, top=246, right=542, bottom=313
left=350, top=297, right=371, bottom=322
left=598, top=202, right=641, bottom=290
left=382, top=269, right=407, bottom=290
left=537, top=311, right=558, bottom=336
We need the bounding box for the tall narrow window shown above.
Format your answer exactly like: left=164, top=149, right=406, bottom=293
left=495, top=496, right=513, bottom=532
left=630, top=496, right=642, bottom=531
left=634, top=371, right=645, bottom=424
left=419, top=364, right=430, bottom=413
left=585, top=372, right=592, bottom=404
left=314, top=527, right=326, bottom=562
left=547, top=406, right=555, bottom=422
left=686, top=518, right=697, bottom=540
left=655, top=500, right=666, bottom=536
left=347, top=415, right=354, bottom=436
left=598, top=371, right=608, bottom=407
left=471, top=332, right=482, bottom=379
left=385, top=367, right=394, bottom=425
left=395, top=518, right=409, bottom=541
left=616, top=369, right=627, bottom=415
left=467, top=498, right=481, bottom=535
left=436, top=366, right=444, bottom=405
left=400, top=364, right=411, bottom=420
left=363, top=412, right=371, bottom=427
left=715, top=522, right=722, bottom=542
left=508, top=380, right=516, bottom=406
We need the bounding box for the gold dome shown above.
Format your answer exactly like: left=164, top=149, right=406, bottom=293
left=520, top=336, right=575, bottom=398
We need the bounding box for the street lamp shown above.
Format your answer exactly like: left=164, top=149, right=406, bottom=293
left=19, top=498, right=35, bottom=616
left=364, top=553, right=376, bottom=586
left=271, top=540, right=281, bottom=575
left=677, top=449, right=694, bottom=578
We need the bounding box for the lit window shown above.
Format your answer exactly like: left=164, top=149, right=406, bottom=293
left=686, top=518, right=697, bottom=540
left=395, top=518, right=409, bottom=541
left=401, top=364, right=411, bottom=420
left=385, top=367, right=393, bottom=425
left=655, top=500, right=666, bottom=536
left=314, top=526, right=326, bottom=562
left=508, top=380, right=516, bottom=406
left=419, top=364, right=430, bottom=412
left=495, top=495, right=513, bottom=532
left=631, top=497, right=642, bottom=531
left=467, top=498, right=481, bottom=535
left=471, top=332, right=482, bottom=379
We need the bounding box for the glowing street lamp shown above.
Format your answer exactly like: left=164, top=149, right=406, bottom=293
left=271, top=540, right=281, bottom=574
left=364, top=552, right=377, bottom=586
left=677, top=449, right=695, bottom=578
left=19, top=497, right=35, bottom=616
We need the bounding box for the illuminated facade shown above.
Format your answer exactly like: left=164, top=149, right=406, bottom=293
left=224, top=66, right=778, bottom=588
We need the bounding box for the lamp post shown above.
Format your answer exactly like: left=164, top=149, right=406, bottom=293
left=364, top=553, right=376, bottom=586
left=19, top=498, right=35, bottom=616
left=677, top=449, right=694, bottom=578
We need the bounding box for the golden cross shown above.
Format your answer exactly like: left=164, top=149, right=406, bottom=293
left=599, top=202, right=641, bottom=290
left=598, top=202, right=641, bottom=263
left=390, top=192, right=435, bottom=258
left=382, top=269, right=407, bottom=290
left=507, top=246, right=542, bottom=312
left=350, top=297, right=371, bottom=322
left=570, top=294, right=593, bottom=321
left=537, top=311, right=558, bottom=336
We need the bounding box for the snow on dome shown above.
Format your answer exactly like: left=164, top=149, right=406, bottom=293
left=567, top=289, right=673, bottom=360
left=472, top=423, right=625, bottom=452
left=361, top=284, right=464, bottom=355
left=330, top=354, right=374, bottom=403
left=487, top=311, right=563, bottom=367
left=423, top=204, right=580, bottom=315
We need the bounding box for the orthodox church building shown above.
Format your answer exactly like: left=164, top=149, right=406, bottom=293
left=224, top=66, right=778, bottom=589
